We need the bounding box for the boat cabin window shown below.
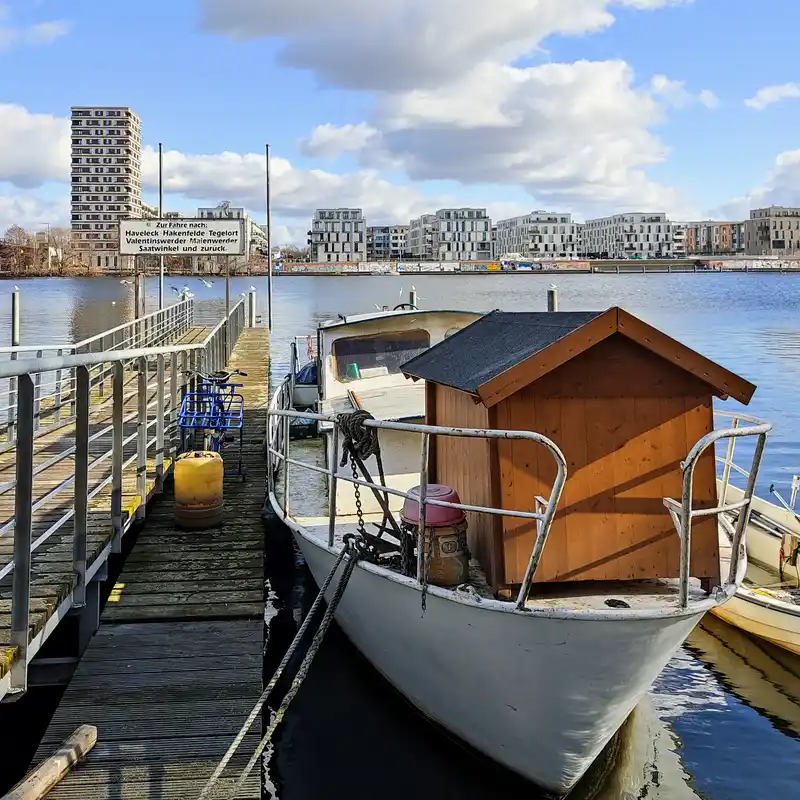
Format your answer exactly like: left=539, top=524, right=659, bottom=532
left=333, top=329, right=430, bottom=382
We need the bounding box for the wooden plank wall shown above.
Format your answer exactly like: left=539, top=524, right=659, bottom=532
left=495, top=335, right=720, bottom=586
left=428, top=385, right=503, bottom=587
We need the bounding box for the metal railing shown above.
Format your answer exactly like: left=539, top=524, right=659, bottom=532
left=266, top=394, right=568, bottom=611
left=0, top=299, right=194, bottom=442
left=663, top=411, right=772, bottom=607
left=0, top=297, right=247, bottom=701
left=268, top=388, right=772, bottom=612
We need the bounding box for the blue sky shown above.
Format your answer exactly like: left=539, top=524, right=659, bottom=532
left=1, top=0, right=799, bottom=241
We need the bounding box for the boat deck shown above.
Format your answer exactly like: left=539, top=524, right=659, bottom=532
left=292, top=513, right=710, bottom=611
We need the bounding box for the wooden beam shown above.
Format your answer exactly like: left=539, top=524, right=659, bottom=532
left=2, top=725, right=97, bottom=800
left=616, top=309, right=756, bottom=405
left=477, top=310, right=618, bottom=408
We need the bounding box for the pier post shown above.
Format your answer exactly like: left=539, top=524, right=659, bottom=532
left=8, top=288, right=20, bottom=442
left=248, top=289, right=257, bottom=327
left=547, top=287, right=559, bottom=312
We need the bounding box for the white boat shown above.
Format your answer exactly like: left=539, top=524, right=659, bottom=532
left=710, top=455, right=800, bottom=655
left=267, top=303, right=771, bottom=795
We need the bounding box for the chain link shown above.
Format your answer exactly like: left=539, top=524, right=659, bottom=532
left=420, top=526, right=435, bottom=615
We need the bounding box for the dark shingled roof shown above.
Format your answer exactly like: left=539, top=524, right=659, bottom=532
left=401, top=310, right=605, bottom=394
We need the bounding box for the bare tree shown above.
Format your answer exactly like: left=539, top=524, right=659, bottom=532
left=3, top=225, right=34, bottom=272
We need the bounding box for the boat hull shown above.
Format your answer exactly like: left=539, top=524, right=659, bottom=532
left=291, top=526, right=704, bottom=795
left=711, top=590, right=800, bottom=655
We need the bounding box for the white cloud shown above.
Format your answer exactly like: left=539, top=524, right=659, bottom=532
left=0, top=104, right=69, bottom=187
left=744, top=83, right=800, bottom=110
left=299, top=123, right=380, bottom=159
left=0, top=194, right=68, bottom=233
left=698, top=89, right=720, bottom=109
left=199, top=0, right=691, bottom=92
left=200, top=0, right=702, bottom=217
left=709, top=149, right=800, bottom=220
left=649, top=76, right=718, bottom=109
left=0, top=5, right=70, bottom=50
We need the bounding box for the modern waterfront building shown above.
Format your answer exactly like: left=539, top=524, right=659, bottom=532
left=494, top=212, right=580, bottom=259
left=745, top=206, right=800, bottom=256
left=432, top=208, right=492, bottom=262
left=390, top=225, right=409, bottom=260
left=70, top=106, right=143, bottom=271
left=310, top=208, right=367, bottom=263
left=580, top=213, right=673, bottom=259
left=408, top=214, right=437, bottom=260
left=682, top=221, right=745, bottom=256
left=367, top=226, right=391, bottom=260
left=672, top=223, right=687, bottom=258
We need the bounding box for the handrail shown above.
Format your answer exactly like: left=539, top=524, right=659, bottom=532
left=1, top=296, right=248, bottom=701
left=663, top=416, right=772, bottom=607
left=0, top=299, right=244, bottom=379
left=265, top=404, right=568, bottom=610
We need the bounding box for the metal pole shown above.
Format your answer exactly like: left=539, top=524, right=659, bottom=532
left=266, top=143, right=273, bottom=331
left=136, top=357, right=148, bottom=521
left=73, top=366, right=90, bottom=609
left=111, top=362, right=124, bottom=553
left=416, top=433, right=429, bottom=583
left=225, top=254, right=231, bottom=324
left=158, top=142, right=164, bottom=311
left=547, top=287, right=559, bottom=312
left=10, top=374, right=34, bottom=696
left=8, top=288, right=20, bottom=441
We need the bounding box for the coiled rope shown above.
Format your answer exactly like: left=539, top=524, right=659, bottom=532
left=198, top=536, right=364, bottom=800
left=337, top=409, right=381, bottom=465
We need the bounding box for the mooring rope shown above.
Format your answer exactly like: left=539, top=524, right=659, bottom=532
left=337, top=409, right=380, bottom=466
left=197, top=537, right=364, bottom=800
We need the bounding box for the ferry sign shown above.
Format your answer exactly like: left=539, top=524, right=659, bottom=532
left=119, top=218, right=246, bottom=256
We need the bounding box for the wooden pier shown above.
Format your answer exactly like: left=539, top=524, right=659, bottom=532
left=0, top=320, right=210, bottom=694
left=28, top=328, right=270, bottom=799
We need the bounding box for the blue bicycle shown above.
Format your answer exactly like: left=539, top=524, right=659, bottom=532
left=179, top=369, right=247, bottom=479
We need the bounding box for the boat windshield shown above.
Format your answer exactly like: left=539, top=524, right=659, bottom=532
left=333, top=329, right=430, bottom=382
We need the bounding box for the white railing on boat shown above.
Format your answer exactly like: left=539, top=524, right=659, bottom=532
left=267, top=386, right=772, bottom=610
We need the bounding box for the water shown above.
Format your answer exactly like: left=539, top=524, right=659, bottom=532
left=2, top=273, right=799, bottom=798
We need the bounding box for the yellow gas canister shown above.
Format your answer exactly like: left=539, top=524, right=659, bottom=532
left=174, top=451, right=224, bottom=530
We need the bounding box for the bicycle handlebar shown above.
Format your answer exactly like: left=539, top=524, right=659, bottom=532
left=185, top=368, right=248, bottom=382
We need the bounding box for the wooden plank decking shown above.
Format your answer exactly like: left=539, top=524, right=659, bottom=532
left=0, top=326, right=211, bottom=684
left=32, top=328, right=270, bottom=799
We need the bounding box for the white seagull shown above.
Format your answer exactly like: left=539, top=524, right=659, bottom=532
left=119, top=279, right=133, bottom=286
left=200, top=278, right=214, bottom=288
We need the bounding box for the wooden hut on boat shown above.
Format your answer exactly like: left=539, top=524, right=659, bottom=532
left=401, top=307, right=757, bottom=596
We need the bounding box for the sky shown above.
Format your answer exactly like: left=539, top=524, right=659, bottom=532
left=1, top=0, right=800, bottom=244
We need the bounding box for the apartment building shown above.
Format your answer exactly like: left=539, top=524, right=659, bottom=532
left=682, top=221, right=745, bottom=255
left=408, top=214, right=437, bottom=260
left=672, top=224, right=687, bottom=258
left=581, top=213, right=673, bottom=258
left=390, top=225, right=409, bottom=260
left=367, top=226, right=391, bottom=260
left=433, top=208, right=492, bottom=262
left=494, top=212, right=580, bottom=259
left=745, top=206, right=800, bottom=256
left=70, top=106, right=143, bottom=271
left=310, top=208, right=366, bottom=263
left=197, top=201, right=266, bottom=267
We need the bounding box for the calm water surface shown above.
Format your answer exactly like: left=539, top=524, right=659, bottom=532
left=3, top=273, right=800, bottom=799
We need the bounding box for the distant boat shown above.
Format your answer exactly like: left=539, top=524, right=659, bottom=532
left=712, top=476, right=800, bottom=654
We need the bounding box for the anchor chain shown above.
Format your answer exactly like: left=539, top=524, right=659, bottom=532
left=198, top=535, right=365, bottom=800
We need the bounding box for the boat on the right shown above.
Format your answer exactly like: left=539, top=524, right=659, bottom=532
left=712, top=436, right=800, bottom=654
